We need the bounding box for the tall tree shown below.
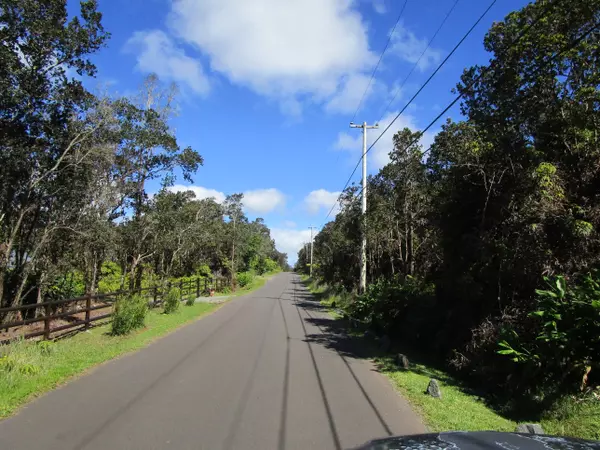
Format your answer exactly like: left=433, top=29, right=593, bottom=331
left=224, top=194, right=245, bottom=279
left=0, top=0, right=109, bottom=309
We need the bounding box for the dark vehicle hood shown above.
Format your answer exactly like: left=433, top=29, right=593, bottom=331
left=354, top=432, right=600, bottom=450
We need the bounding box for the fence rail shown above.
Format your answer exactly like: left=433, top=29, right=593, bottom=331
left=0, top=276, right=229, bottom=344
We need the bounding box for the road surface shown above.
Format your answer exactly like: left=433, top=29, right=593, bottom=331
left=0, top=273, right=424, bottom=450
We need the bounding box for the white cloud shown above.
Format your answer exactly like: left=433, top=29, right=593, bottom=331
left=125, top=29, right=210, bottom=95
left=334, top=131, right=361, bottom=152
left=325, top=73, right=380, bottom=115
left=390, top=21, right=442, bottom=71
left=167, top=185, right=285, bottom=214
left=270, top=228, right=312, bottom=263
left=169, top=184, right=226, bottom=202
left=243, top=188, right=286, bottom=214
left=334, top=110, right=436, bottom=169
left=283, top=220, right=297, bottom=228
left=167, top=0, right=375, bottom=113
left=373, top=0, right=387, bottom=14
left=304, top=189, right=342, bottom=215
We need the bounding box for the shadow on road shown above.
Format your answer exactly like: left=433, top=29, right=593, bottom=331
left=289, top=278, right=394, bottom=438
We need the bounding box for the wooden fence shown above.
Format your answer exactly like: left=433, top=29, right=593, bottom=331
left=0, top=276, right=229, bottom=344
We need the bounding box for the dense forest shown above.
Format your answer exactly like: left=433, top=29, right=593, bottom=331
left=0, top=0, right=287, bottom=318
left=298, top=0, right=599, bottom=412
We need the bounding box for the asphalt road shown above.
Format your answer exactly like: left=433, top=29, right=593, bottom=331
left=0, top=273, right=425, bottom=450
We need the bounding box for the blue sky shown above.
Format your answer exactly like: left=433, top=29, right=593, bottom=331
left=77, top=0, right=530, bottom=263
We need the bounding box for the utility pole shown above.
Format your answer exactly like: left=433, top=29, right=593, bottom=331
left=308, top=226, right=316, bottom=277
left=350, top=121, right=378, bottom=293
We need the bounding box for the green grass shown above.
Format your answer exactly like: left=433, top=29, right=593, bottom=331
left=301, top=276, right=517, bottom=432
left=377, top=356, right=516, bottom=432
left=0, top=272, right=281, bottom=419
left=231, top=273, right=272, bottom=297
left=0, top=302, right=219, bottom=418
left=377, top=357, right=600, bottom=440
left=301, top=275, right=600, bottom=440
left=225, top=271, right=281, bottom=298
left=540, top=395, right=600, bottom=440
left=300, top=275, right=348, bottom=319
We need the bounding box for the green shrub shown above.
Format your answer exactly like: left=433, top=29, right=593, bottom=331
left=346, top=276, right=435, bottom=336
left=263, top=258, right=279, bottom=274
left=111, top=294, right=148, bottom=335
left=185, top=295, right=195, bottom=307
left=498, top=272, right=600, bottom=396
left=237, top=271, right=255, bottom=288
left=163, top=287, right=181, bottom=314
left=97, top=261, right=123, bottom=293
left=252, top=257, right=280, bottom=275
left=195, top=264, right=212, bottom=277
left=47, top=270, right=85, bottom=300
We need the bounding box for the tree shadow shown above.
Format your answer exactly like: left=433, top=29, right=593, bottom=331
left=293, top=277, right=570, bottom=425
left=294, top=279, right=493, bottom=402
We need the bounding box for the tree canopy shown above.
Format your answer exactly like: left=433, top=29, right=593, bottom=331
left=0, top=0, right=287, bottom=315
left=299, top=0, right=600, bottom=402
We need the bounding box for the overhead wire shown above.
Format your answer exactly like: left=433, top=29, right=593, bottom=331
left=337, top=8, right=600, bottom=217
left=377, top=0, right=461, bottom=124
left=322, top=0, right=498, bottom=225
left=350, top=0, right=409, bottom=124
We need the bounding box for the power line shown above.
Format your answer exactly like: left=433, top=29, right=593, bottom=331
left=323, top=0, right=498, bottom=224
left=350, top=0, right=409, bottom=124
left=377, top=0, right=461, bottom=124
left=350, top=15, right=600, bottom=205
left=322, top=0, right=584, bottom=227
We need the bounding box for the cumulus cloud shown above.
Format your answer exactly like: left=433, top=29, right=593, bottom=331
left=390, top=21, right=442, bottom=71
left=243, top=188, right=286, bottom=214
left=334, top=111, right=436, bottom=169
left=123, top=2, right=442, bottom=115
left=167, top=0, right=375, bottom=113
left=169, top=184, right=226, bottom=202
left=304, top=189, right=342, bottom=215
left=167, top=185, right=285, bottom=214
left=283, top=220, right=297, bottom=228
left=270, top=228, right=312, bottom=264
left=124, top=29, right=210, bottom=95
left=325, top=73, right=381, bottom=115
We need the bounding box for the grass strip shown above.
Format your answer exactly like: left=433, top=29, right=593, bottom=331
left=300, top=276, right=600, bottom=440
left=376, top=356, right=516, bottom=432
left=0, top=271, right=280, bottom=419
left=0, top=302, right=220, bottom=418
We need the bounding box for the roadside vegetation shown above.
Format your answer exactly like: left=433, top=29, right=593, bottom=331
left=298, top=0, right=600, bottom=441
left=0, top=266, right=280, bottom=419
left=0, top=0, right=289, bottom=329
left=0, top=302, right=217, bottom=418
left=303, top=277, right=599, bottom=440
left=0, top=0, right=289, bottom=416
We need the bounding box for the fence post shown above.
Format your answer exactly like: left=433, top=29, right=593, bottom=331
left=44, top=303, right=51, bottom=340
left=179, top=280, right=183, bottom=297
left=196, top=278, right=200, bottom=298
left=153, top=285, right=158, bottom=307
left=84, top=294, right=92, bottom=330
